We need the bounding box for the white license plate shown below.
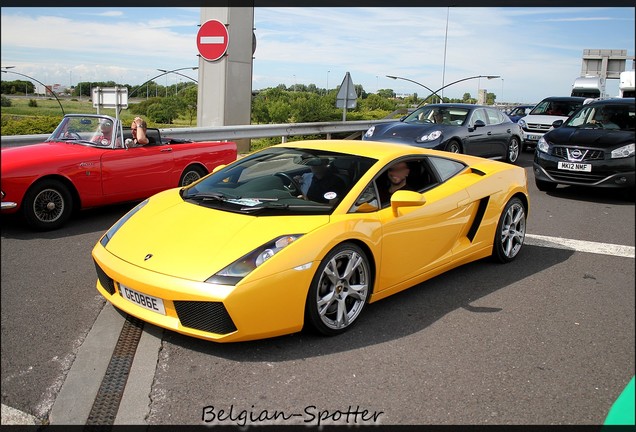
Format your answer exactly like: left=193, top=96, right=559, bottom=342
left=526, top=134, right=541, bottom=141
left=119, top=284, right=166, bottom=315
left=558, top=161, right=592, bottom=172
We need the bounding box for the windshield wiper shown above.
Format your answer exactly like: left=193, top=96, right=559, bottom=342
left=184, top=192, right=282, bottom=204
left=241, top=202, right=329, bottom=212
left=185, top=192, right=235, bottom=201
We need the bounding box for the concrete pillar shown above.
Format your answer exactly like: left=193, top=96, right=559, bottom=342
left=197, top=7, right=254, bottom=153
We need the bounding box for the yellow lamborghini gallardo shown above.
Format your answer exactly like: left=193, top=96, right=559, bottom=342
left=92, top=140, right=529, bottom=342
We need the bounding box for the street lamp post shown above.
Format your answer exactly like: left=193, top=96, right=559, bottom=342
left=441, top=6, right=450, bottom=100
left=416, top=74, right=501, bottom=107
left=386, top=75, right=442, bottom=103
left=130, top=67, right=198, bottom=99
left=2, top=66, right=65, bottom=115
left=155, top=67, right=199, bottom=98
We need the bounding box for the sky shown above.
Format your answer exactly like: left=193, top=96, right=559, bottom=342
left=1, top=6, right=634, bottom=104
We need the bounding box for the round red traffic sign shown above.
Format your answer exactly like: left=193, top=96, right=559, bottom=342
left=196, top=19, right=229, bottom=62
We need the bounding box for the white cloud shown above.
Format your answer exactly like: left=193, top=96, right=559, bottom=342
left=1, top=6, right=633, bottom=102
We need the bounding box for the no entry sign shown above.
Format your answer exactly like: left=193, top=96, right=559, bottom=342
left=197, top=19, right=229, bottom=62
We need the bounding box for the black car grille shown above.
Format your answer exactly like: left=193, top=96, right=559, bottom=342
left=94, top=261, right=116, bottom=295
left=174, top=300, right=237, bottom=335
left=552, top=147, right=605, bottom=161
left=544, top=169, right=608, bottom=184
left=94, top=260, right=237, bottom=335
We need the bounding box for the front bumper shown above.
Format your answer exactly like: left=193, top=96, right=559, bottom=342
left=533, top=151, right=635, bottom=188
left=1, top=201, right=18, bottom=211
left=521, top=130, right=545, bottom=148
left=92, top=242, right=316, bottom=343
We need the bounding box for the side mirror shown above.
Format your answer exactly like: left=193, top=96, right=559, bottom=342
left=473, top=119, right=486, bottom=128
left=552, top=119, right=564, bottom=128
left=390, top=190, right=426, bottom=217
left=212, top=164, right=226, bottom=174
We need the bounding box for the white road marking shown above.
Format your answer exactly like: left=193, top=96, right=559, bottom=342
left=525, top=234, right=635, bottom=259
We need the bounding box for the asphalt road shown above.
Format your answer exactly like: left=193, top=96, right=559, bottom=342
left=1, top=150, right=634, bottom=426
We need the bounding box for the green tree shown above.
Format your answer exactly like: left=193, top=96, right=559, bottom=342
left=144, top=96, right=184, bottom=124
left=182, top=86, right=198, bottom=125
left=377, top=88, right=396, bottom=99
left=360, top=94, right=397, bottom=112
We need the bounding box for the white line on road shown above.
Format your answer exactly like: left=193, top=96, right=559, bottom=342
left=525, top=234, right=635, bottom=258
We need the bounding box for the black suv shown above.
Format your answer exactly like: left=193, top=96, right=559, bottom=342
left=533, top=97, right=635, bottom=193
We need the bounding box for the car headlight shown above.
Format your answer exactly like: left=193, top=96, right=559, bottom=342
left=363, top=126, right=375, bottom=139
left=206, top=234, right=303, bottom=285
left=536, top=136, right=550, bottom=154
left=416, top=130, right=442, bottom=142
left=99, top=199, right=149, bottom=247
left=518, top=119, right=527, bottom=129
left=611, top=143, right=635, bottom=159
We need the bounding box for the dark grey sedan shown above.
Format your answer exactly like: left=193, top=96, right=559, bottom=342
left=362, top=103, right=522, bottom=164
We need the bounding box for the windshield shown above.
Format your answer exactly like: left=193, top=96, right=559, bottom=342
left=530, top=100, right=583, bottom=117
left=564, top=103, right=635, bottom=131
left=48, top=115, right=121, bottom=148
left=403, top=106, right=469, bottom=126
left=182, top=147, right=377, bottom=215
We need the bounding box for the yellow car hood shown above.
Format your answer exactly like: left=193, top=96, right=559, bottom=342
left=104, top=191, right=329, bottom=281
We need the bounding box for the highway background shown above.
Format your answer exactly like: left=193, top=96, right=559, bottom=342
left=1, top=150, right=634, bottom=426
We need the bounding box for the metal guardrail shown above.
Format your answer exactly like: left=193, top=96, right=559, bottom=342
left=0, top=119, right=398, bottom=148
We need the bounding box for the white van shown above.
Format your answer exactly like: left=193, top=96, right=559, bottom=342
left=517, top=96, right=586, bottom=151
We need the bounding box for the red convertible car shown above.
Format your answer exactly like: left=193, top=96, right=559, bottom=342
left=1, top=114, right=237, bottom=230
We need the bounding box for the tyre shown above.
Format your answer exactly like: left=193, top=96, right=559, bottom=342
left=179, top=165, right=206, bottom=187
left=535, top=179, right=557, bottom=192
left=492, top=197, right=526, bottom=263
left=506, top=136, right=520, bottom=164
left=444, top=140, right=462, bottom=154
left=304, top=242, right=371, bottom=336
left=22, top=179, right=73, bottom=231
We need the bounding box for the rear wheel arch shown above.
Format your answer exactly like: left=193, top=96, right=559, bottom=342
left=506, top=136, right=521, bottom=163
left=179, top=163, right=208, bottom=187
left=491, top=195, right=527, bottom=263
